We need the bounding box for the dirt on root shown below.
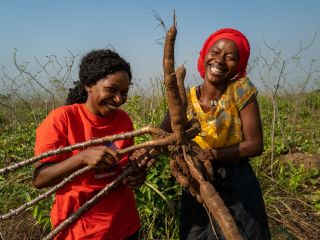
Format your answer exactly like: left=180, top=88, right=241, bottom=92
left=0, top=211, right=48, bottom=240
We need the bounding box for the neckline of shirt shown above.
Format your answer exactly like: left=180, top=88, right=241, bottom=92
left=79, top=103, right=117, bottom=125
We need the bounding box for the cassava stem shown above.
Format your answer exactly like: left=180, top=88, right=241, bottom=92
left=0, top=166, right=91, bottom=221
left=0, top=127, right=200, bottom=221
left=43, top=150, right=158, bottom=239
left=42, top=164, right=135, bottom=240
left=0, top=126, right=167, bottom=174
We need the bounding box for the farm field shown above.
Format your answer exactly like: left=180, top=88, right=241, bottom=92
left=0, top=85, right=319, bottom=239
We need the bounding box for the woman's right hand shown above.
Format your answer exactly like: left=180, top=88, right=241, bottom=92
left=33, top=145, right=119, bottom=188
left=79, top=146, right=119, bottom=169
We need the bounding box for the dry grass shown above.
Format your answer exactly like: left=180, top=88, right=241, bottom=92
left=262, top=175, right=320, bottom=240
left=0, top=211, right=48, bottom=240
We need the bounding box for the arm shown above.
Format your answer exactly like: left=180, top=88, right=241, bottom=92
left=33, top=146, right=118, bottom=188
left=210, top=95, right=263, bottom=162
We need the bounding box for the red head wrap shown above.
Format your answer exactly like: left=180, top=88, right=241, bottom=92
left=197, top=28, right=250, bottom=79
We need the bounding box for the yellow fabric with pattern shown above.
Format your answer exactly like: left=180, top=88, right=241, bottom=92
left=187, top=77, right=257, bottom=149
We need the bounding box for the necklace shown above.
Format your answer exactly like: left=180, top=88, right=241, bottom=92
left=196, top=85, right=220, bottom=109
left=210, top=99, right=218, bottom=108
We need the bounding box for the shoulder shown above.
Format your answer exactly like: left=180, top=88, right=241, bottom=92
left=230, top=77, right=256, bottom=93
left=229, top=77, right=257, bottom=110
left=38, top=104, right=83, bottom=131
left=45, top=104, right=80, bottom=121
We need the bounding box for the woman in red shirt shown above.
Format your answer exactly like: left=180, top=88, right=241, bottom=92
left=33, top=49, right=150, bottom=240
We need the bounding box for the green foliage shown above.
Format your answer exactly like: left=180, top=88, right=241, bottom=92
left=26, top=193, right=53, bottom=232
left=258, top=92, right=320, bottom=155
left=135, top=154, right=180, bottom=239
left=1, top=89, right=320, bottom=239
left=124, top=78, right=167, bottom=129
left=0, top=123, right=36, bottom=213
left=1, top=124, right=35, bottom=157
left=124, top=94, right=167, bottom=129
left=0, top=171, right=33, bottom=213
left=134, top=135, right=180, bottom=239
left=275, top=161, right=319, bottom=191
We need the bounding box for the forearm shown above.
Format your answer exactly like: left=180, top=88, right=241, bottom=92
left=211, top=139, right=263, bottom=163
left=33, top=154, right=85, bottom=188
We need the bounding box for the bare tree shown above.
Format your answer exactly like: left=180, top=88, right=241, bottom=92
left=0, top=50, right=79, bottom=126
left=256, top=32, right=319, bottom=176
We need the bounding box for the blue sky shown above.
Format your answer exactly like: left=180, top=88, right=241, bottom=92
left=1, top=0, right=319, bottom=90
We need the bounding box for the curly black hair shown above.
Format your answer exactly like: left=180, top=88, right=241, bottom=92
left=66, top=49, right=132, bottom=104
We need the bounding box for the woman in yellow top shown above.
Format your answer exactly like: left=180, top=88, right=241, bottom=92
left=161, top=28, right=270, bottom=239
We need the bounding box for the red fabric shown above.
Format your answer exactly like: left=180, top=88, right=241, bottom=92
left=197, top=28, right=250, bottom=79
left=35, top=103, right=140, bottom=240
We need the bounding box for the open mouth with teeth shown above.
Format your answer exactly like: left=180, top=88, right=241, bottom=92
left=209, top=65, right=225, bottom=76
left=105, top=103, right=119, bottom=110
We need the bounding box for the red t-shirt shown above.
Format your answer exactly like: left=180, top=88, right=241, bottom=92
left=35, top=103, right=140, bottom=240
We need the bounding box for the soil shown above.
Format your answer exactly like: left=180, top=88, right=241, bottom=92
left=280, top=152, right=320, bottom=169
left=0, top=211, right=48, bottom=240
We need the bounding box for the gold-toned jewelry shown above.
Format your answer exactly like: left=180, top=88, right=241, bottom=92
left=210, top=99, right=218, bottom=108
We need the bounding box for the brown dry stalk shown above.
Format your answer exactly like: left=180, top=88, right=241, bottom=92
left=42, top=164, right=135, bottom=240
left=44, top=153, right=179, bottom=239
left=266, top=193, right=320, bottom=239
left=0, top=166, right=91, bottom=221
left=0, top=126, right=200, bottom=222
left=0, top=126, right=166, bottom=174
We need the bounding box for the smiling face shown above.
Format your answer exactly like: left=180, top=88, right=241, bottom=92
left=85, top=70, right=130, bottom=117
left=204, top=39, right=239, bottom=86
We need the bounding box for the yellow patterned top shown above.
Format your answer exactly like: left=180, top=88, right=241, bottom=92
left=187, top=77, right=257, bottom=149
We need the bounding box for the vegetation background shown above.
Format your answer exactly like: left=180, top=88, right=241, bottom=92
left=0, top=37, right=319, bottom=239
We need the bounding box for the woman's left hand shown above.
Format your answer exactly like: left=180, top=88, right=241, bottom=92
left=123, top=168, right=147, bottom=188
left=202, top=148, right=218, bottom=161
left=122, top=148, right=156, bottom=188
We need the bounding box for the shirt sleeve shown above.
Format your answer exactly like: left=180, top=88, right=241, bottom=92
left=233, top=77, right=257, bottom=111
left=34, top=108, right=71, bottom=163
